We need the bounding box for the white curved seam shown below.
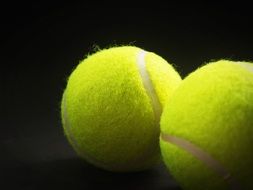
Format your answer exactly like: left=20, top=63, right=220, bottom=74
left=161, top=133, right=241, bottom=190
left=63, top=93, right=126, bottom=169
left=236, top=62, right=253, bottom=73
left=63, top=93, right=83, bottom=156
left=136, top=50, right=162, bottom=122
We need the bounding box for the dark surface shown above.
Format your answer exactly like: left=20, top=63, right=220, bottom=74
left=2, top=2, right=253, bottom=190
left=1, top=131, right=179, bottom=190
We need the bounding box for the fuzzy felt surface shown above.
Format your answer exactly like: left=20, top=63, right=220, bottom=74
left=61, top=46, right=181, bottom=172
left=160, top=60, right=253, bottom=190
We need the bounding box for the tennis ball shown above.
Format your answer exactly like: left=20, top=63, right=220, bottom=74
left=61, top=46, right=181, bottom=172
left=160, top=60, right=253, bottom=190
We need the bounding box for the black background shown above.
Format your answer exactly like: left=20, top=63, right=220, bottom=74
left=2, top=2, right=253, bottom=190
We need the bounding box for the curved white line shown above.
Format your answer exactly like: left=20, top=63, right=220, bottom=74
left=161, top=133, right=241, bottom=190
left=62, top=92, right=81, bottom=154
left=136, top=50, right=162, bottom=123
left=237, top=62, right=253, bottom=73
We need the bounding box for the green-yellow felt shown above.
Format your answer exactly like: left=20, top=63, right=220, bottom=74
left=61, top=46, right=182, bottom=172
left=160, top=60, right=253, bottom=189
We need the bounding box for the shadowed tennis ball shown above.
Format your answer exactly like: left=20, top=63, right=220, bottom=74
left=61, top=46, right=182, bottom=172
left=160, top=60, right=253, bottom=190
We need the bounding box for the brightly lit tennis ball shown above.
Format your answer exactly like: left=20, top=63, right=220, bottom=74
left=160, top=60, right=253, bottom=190
left=61, top=46, right=182, bottom=172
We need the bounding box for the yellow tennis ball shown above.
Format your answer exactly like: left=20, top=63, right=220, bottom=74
left=61, top=46, right=182, bottom=172
left=160, top=60, right=253, bottom=189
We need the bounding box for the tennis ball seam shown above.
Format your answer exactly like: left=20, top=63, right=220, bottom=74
left=63, top=49, right=162, bottom=169
left=236, top=62, right=253, bottom=73
left=62, top=92, right=104, bottom=165
left=160, top=133, right=241, bottom=190
left=63, top=92, right=116, bottom=169
left=136, top=50, right=162, bottom=125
